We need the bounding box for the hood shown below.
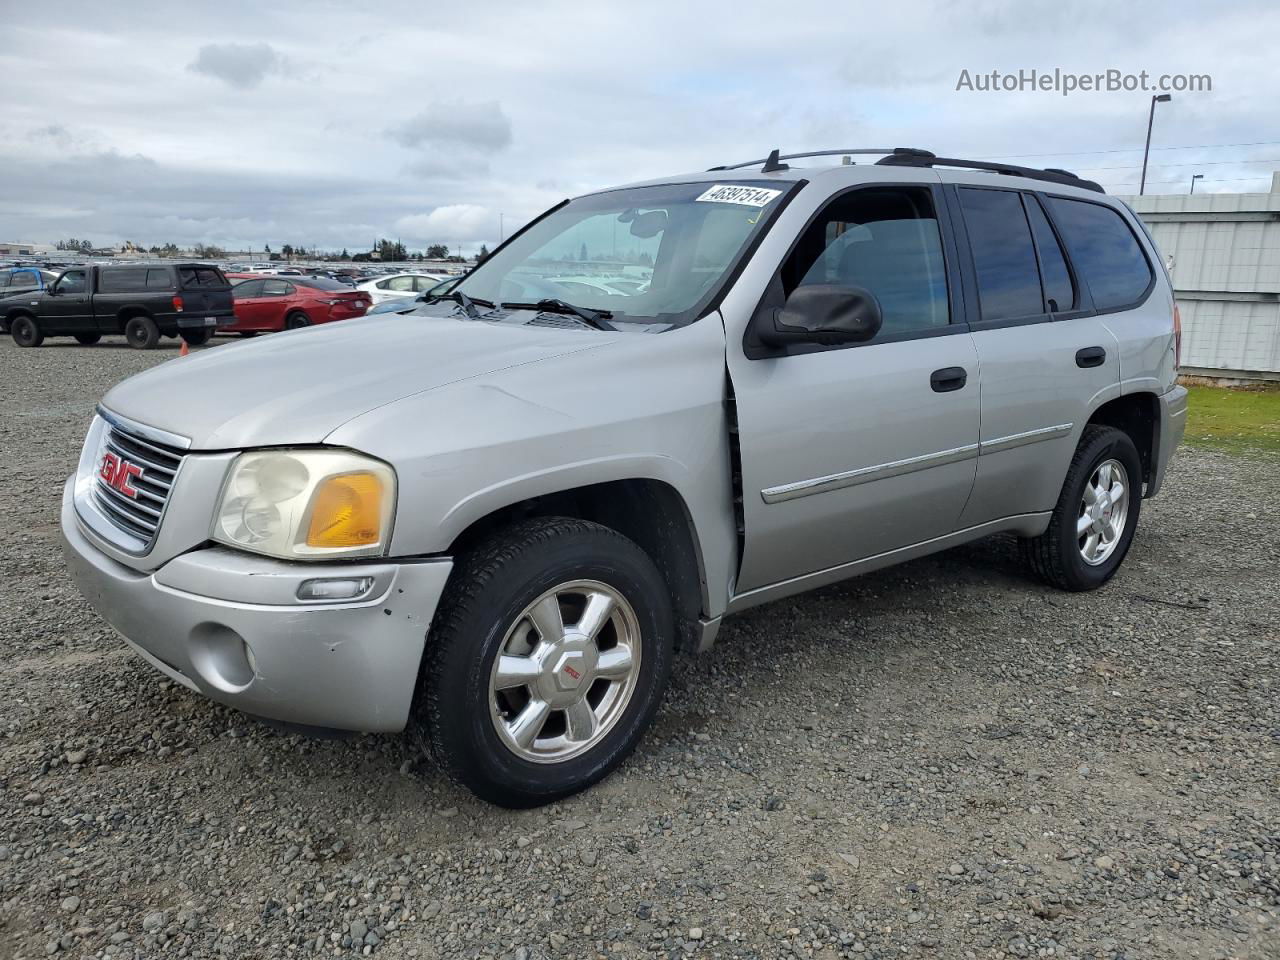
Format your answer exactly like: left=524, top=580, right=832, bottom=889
left=101, top=310, right=613, bottom=449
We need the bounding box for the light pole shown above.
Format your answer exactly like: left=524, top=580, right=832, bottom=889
left=1139, top=93, right=1172, bottom=196
left=1190, top=173, right=1204, bottom=194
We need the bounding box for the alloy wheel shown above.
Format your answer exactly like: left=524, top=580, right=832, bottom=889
left=1077, top=458, right=1130, bottom=565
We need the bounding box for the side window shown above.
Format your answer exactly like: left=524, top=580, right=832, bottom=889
left=58, top=270, right=87, bottom=294
left=99, top=269, right=146, bottom=293
left=146, top=269, right=172, bottom=289
left=1046, top=197, right=1153, bottom=310
left=387, top=276, right=415, bottom=292
left=1024, top=197, right=1075, bottom=312
left=413, top=276, right=438, bottom=292
left=958, top=188, right=1043, bottom=322
left=232, top=279, right=264, bottom=298
left=262, top=279, right=290, bottom=296
left=781, top=186, right=950, bottom=340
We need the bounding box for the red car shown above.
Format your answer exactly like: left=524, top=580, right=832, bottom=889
left=225, top=274, right=370, bottom=333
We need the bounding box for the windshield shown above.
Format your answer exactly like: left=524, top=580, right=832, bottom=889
left=455, top=180, right=794, bottom=325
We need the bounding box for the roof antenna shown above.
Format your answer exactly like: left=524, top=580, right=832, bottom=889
left=761, top=149, right=789, bottom=173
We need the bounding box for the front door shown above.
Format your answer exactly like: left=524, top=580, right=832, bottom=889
left=729, top=183, right=981, bottom=596
left=42, top=269, right=92, bottom=333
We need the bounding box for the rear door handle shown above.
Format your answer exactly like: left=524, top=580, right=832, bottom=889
left=930, top=366, right=968, bottom=393
left=1076, top=346, right=1106, bottom=368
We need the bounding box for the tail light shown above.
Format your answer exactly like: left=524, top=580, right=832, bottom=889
left=172, top=295, right=184, bottom=313
left=1173, top=303, right=1182, bottom=368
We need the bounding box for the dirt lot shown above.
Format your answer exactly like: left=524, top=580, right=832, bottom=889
left=0, top=336, right=1276, bottom=960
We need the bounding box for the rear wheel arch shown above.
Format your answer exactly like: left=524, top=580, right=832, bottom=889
left=114, top=305, right=153, bottom=332
left=444, top=478, right=709, bottom=652
left=1085, top=393, right=1159, bottom=492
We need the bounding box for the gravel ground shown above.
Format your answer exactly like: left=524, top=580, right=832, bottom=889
left=1, top=335, right=1276, bottom=960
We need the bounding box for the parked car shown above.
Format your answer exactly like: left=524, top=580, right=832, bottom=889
left=356, top=273, right=447, bottom=303
left=0, top=267, right=62, bottom=332
left=61, top=148, right=1187, bottom=807
left=7, top=263, right=233, bottom=348
left=364, top=277, right=463, bottom=316
left=225, top=274, right=370, bottom=333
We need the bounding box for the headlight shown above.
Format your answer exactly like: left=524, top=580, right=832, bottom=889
left=212, top=449, right=396, bottom=559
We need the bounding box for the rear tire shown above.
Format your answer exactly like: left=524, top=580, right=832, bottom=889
left=74, top=332, right=101, bottom=345
left=11, top=315, right=43, bottom=347
left=124, top=315, right=160, bottom=350
left=413, top=517, right=674, bottom=807
left=1019, top=425, right=1143, bottom=592
left=238, top=331, right=258, bottom=338
left=180, top=328, right=212, bottom=346
left=285, top=311, right=311, bottom=330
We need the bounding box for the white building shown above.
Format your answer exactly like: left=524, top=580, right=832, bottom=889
left=0, top=241, right=57, bottom=256
left=1122, top=173, right=1280, bottom=381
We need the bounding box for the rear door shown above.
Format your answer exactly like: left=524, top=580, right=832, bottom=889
left=229, top=278, right=267, bottom=329
left=729, top=179, right=982, bottom=596
left=258, top=279, right=295, bottom=328
left=946, top=181, right=1122, bottom=527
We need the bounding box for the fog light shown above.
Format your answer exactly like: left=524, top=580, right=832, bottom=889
left=296, top=576, right=375, bottom=602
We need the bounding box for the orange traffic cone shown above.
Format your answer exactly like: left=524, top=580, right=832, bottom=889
left=180, top=339, right=189, bottom=357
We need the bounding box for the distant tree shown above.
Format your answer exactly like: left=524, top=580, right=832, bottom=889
left=579, top=242, right=588, bottom=262
left=475, top=244, right=491, bottom=265
left=264, top=243, right=271, bottom=255
left=281, top=243, right=294, bottom=259
left=192, top=243, right=227, bottom=259
left=340, top=248, right=350, bottom=261
left=425, top=243, right=449, bottom=260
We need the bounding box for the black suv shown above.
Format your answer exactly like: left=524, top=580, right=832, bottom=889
left=6, top=263, right=234, bottom=349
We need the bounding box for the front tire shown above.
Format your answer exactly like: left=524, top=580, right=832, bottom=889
left=179, top=327, right=212, bottom=346
left=74, top=332, right=101, bottom=345
left=11, top=315, right=43, bottom=347
left=123, top=315, right=160, bottom=349
left=415, top=517, right=674, bottom=807
left=1020, top=425, right=1143, bottom=592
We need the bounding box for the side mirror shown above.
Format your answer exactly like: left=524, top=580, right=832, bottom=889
left=760, top=284, right=883, bottom=347
left=46, top=284, right=59, bottom=296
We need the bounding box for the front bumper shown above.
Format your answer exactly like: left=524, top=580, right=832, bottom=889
left=61, top=479, right=451, bottom=732
left=1147, top=384, right=1189, bottom=498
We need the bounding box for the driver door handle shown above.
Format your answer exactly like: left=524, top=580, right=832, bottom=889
left=930, top=366, right=968, bottom=393
left=1076, top=346, right=1107, bottom=368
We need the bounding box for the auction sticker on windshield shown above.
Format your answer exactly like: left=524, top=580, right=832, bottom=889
left=695, top=184, right=783, bottom=207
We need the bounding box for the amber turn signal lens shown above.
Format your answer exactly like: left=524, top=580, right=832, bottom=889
left=305, top=472, right=385, bottom=548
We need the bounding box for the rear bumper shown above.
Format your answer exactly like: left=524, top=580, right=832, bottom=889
left=61, top=479, right=451, bottom=732
left=175, top=313, right=236, bottom=329
left=1147, top=385, right=1188, bottom=498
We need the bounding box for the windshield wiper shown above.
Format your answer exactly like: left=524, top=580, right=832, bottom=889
left=430, top=290, right=492, bottom=319
left=505, top=298, right=615, bottom=331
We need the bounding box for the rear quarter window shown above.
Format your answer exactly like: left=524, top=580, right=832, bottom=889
left=98, top=269, right=148, bottom=293
left=1046, top=197, right=1153, bottom=311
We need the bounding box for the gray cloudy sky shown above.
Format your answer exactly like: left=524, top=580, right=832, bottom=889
left=1, top=0, right=1276, bottom=254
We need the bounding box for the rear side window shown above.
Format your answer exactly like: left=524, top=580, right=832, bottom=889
left=98, top=268, right=147, bottom=293
left=262, top=279, right=292, bottom=296
left=1046, top=197, right=1153, bottom=310
left=146, top=269, right=172, bottom=289
left=782, top=186, right=950, bottom=341
left=958, top=188, right=1043, bottom=322
left=1024, top=198, right=1075, bottom=312
left=232, top=279, right=264, bottom=297
left=179, top=267, right=229, bottom=288
left=294, top=277, right=347, bottom=291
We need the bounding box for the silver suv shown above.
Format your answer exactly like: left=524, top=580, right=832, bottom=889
left=61, top=148, right=1188, bottom=807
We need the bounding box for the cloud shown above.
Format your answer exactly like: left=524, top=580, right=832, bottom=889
left=387, top=101, right=512, bottom=153
left=394, top=205, right=494, bottom=243
left=188, top=42, right=286, bottom=89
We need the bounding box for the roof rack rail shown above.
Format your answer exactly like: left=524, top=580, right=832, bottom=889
left=708, top=147, right=1104, bottom=193
left=707, top=147, right=928, bottom=172
left=875, top=148, right=1105, bottom=194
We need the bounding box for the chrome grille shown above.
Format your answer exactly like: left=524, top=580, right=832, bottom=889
left=92, top=421, right=186, bottom=546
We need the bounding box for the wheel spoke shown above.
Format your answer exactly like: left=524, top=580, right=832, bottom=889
left=1082, top=482, right=1099, bottom=506
left=1101, top=519, right=1118, bottom=542
left=595, top=645, right=634, bottom=680
left=1083, top=532, right=1100, bottom=560
left=1098, top=462, right=1112, bottom=488
left=1076, top=512, right=1094, bottom=537
left=507, top=698, right=551, bottom=749
left=527, top=594, right=565, bottom=644
left=576, top=590, right=616, bottom=640
left=494, top=655, right=540, bottom=691
left=564, top=700, right=597, bottom=742
left=1109, top=481, right=1125, bottom=506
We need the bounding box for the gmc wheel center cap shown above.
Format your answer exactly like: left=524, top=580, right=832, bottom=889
left=538, top=636, right=598, bottom=703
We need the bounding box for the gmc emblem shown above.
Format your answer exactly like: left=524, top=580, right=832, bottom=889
left=100, top=451, right=143, bottom=499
